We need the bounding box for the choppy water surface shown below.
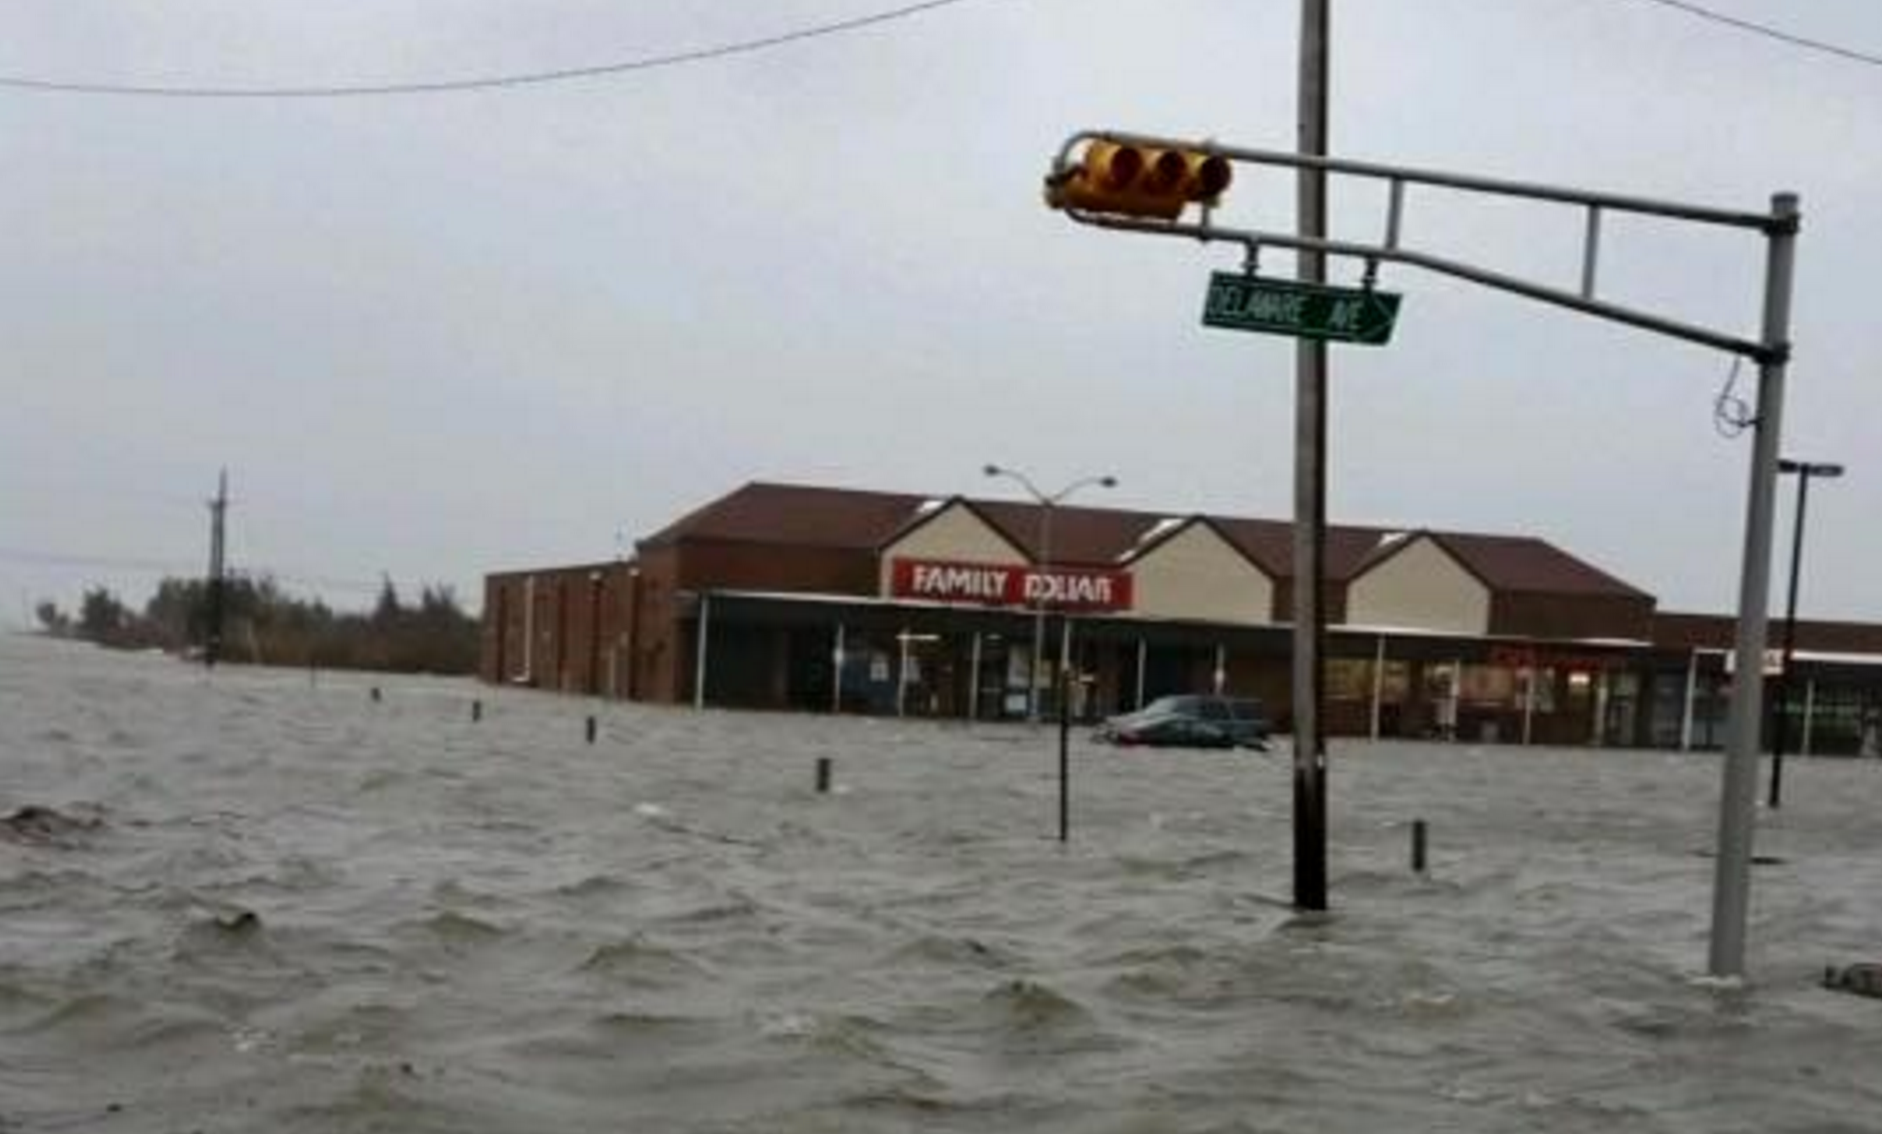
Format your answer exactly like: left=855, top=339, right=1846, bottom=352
left=3, top=634, right=1880, bottom=1133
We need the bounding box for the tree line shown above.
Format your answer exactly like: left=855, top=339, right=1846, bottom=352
left=34, top=575, right=479, bottom=675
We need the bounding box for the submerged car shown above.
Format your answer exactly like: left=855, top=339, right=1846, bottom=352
left=1096, top=695, right=1271, bottom=750
left=1097, top=711, right=1238, bottom=749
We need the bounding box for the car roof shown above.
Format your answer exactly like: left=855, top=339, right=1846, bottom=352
left=1147, top=694, right=1261, bottom=705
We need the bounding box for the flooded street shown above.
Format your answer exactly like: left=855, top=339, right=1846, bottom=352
left=3, top=632, right=1880, bottom=1133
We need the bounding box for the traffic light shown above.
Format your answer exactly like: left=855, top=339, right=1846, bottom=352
left=1045, top=141, right=1232, bottom=220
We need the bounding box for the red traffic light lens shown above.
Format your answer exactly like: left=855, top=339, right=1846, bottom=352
left=1145, top=150, right=1188, bottom=194
left=1193, top=154, right=1232, bottom=199
left=1093, top=143, right=1144, bottom=190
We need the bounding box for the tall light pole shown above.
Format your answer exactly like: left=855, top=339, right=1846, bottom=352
left=982, top=465, right=1117, bottom=722
left=1767, top=457, right=1845, bottom=808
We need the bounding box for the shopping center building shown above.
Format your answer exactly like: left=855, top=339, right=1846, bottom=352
left=480, top=481, right=1882, bottom=753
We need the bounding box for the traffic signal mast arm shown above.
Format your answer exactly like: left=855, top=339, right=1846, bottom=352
left=1045, top=125, right=1800, bottom=980
left=1045, top=129, right=1788, bottom=365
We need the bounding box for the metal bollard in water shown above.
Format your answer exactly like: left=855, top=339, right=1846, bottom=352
left=1411, top=819, right=1429, bottom=873
left=585, top=715, right=597, bottom=744
left=471, top=700, right=483, bottom=722
left=816, top=757, right=832, bottom=794
left=370, top=687, right=382, bottom=704
left=1058, top=684, right=1071, bottom=843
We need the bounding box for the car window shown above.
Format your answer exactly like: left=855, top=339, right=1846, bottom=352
left=1228, top=699, right=1265, bottom=720
left=1198, top=700, right=1230, bottom=720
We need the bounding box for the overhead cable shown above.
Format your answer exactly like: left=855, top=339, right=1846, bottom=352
left=0, top=0, right=991, bottom=98
left=1625, top=0, right=1882, bottom=69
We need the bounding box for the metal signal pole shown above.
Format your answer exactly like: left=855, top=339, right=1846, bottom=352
left=205, top=468, right=227, bottom=669
left=1707, top=193, right=1798, bottom=978
left=1292, top=0, right=1331, bottom=910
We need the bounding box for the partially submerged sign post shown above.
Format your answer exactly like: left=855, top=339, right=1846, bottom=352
left=1202, top=273, right=1401, bottom=345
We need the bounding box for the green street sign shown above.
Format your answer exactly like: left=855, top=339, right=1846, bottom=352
left=1202, top=273, right=1402, bottom=345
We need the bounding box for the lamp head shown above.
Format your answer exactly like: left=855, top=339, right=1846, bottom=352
left=1778, top=458, right=1846, bottom=478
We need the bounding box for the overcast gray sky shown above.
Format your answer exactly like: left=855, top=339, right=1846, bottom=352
left=1, top=0, right=1877, bottom=626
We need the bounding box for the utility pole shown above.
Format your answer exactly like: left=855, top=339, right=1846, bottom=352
left=1292, top=0, right=1331, bottom=911
left=204, top=468, right=227, bottom=669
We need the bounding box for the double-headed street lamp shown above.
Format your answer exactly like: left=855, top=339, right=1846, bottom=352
left=982, top=465, right=1118, bottom=723
left=1767, top=457, right=1845, bottom=809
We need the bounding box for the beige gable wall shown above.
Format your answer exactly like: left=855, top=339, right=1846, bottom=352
left=1130, top=523, right=1272, bottom=625
left=878, top=504, right=1028, bottom=593
left=1345, top=536, right=1489, bottom=635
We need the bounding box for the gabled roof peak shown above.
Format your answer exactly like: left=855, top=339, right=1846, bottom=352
left=638, top=481, right=1652, bottom=600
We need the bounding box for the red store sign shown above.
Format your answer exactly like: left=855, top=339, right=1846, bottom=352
left=889, top=557, right=1134, bottom=612
left=1487, top=645, right=1625, bottom=673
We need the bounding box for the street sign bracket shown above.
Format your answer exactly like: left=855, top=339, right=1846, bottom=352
left=1238, top=238, right=1386, bottom=296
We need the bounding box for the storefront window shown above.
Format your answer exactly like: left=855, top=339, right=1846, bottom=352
left=1003, top=644, right=1035, bottom=717
left=894, top=631, right=946, bottom=717
left=1514, top=667, right=1556, bottom=713
left=1646, top=672, right=1686, bottom=749
left=1460, top=664, right=1514, bottom=707
left=1327, top=659, right=1371, bottom=701
left=1322, top=659, right=1413, bottom=709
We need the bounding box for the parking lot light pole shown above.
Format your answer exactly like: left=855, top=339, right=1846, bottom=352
left=1768, top=458, right=1845, bottom=809
left=982, top=465, right=1118, bottom=723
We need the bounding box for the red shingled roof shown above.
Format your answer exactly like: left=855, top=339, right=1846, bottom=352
left=642, top=482, right=1649, bottom=600
left=1328, top=527, right=1649, bottom=598
left=968, top=498, right=1164, bottom=565
left=640, top=482, right=928, bottom=550
left=1426, top=531, right=1649, bottom=598
left=1209, top=517, right=1399, bottom=580
left=1655, top=612, right=1882, bottom=654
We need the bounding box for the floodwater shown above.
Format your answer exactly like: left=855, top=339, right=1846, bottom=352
left=3, top=632, right=1880, bottom=1133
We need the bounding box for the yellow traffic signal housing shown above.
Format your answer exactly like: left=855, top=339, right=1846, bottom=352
left=1046, top=141, right=1232, bottom=220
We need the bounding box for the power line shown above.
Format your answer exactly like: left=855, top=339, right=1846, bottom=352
left=1623, top=0, right=1882, bottom=68
left=0, top=547, right=199, bottom=575
left=0, top=546, right=387, bottom=595
left=0, top=0, right=992, bottom=99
